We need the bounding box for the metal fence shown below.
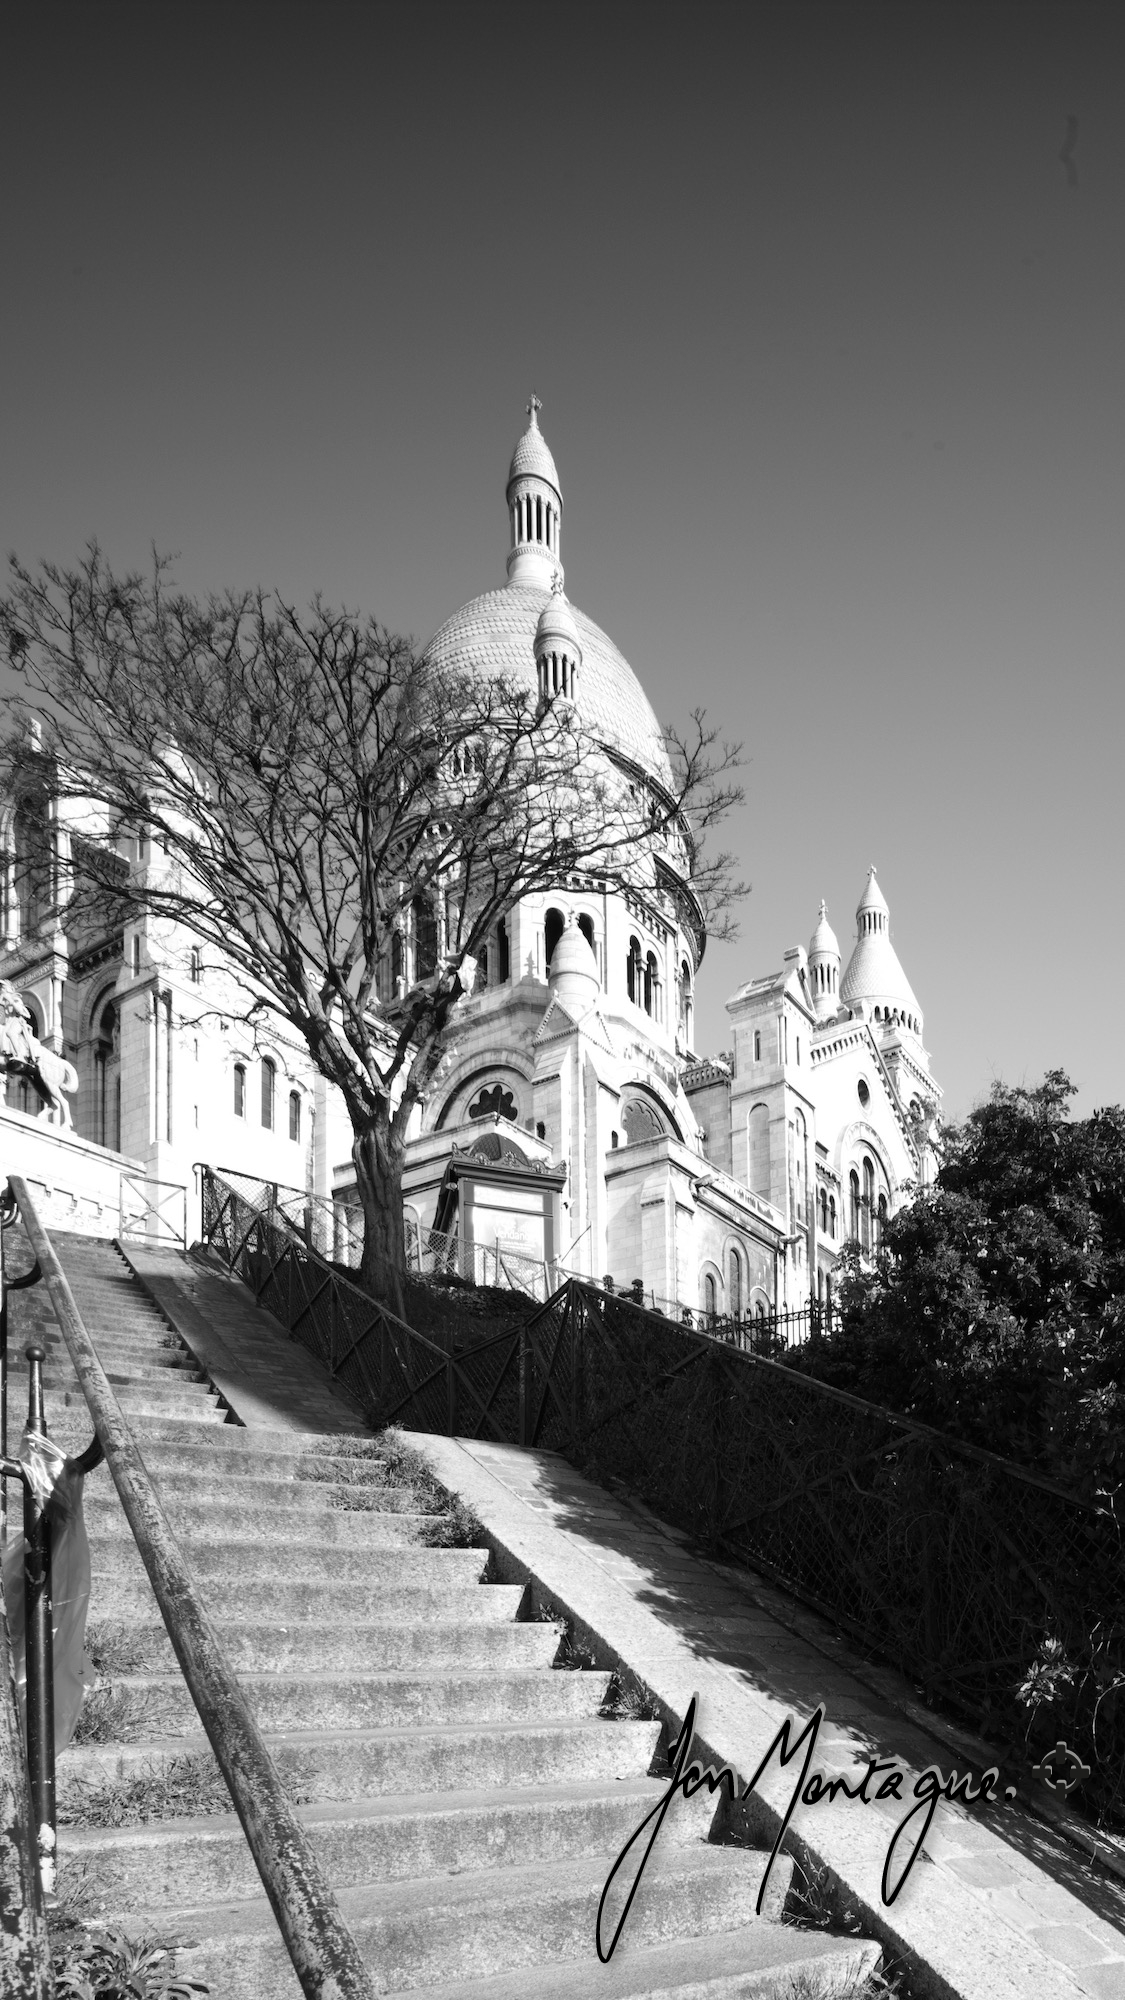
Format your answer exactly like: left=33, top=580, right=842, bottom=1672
left=119, top=1173, right=187, bottom=1248
left=198, top=1165, right=1124, bottom=1833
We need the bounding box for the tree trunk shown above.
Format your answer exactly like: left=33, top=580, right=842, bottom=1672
left=351, top=1114, right=408, bottom=1322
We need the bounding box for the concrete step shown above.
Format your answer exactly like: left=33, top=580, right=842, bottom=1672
left=84, top=1497, right=445, bottom=1549
left=40, top=1383, right=225, bottom=1422
left=83, top=1668, right=614, bottom=1735
left=80, top=1618, right=563, bottom=1675
left=60, top=1775, right=721, bottom=1908
left=89, top=1539, right=489, bottom=1586
left=59, top=1717, right=666, bottom=1804
left=129, top=1846, right=796, bottom=1999
left=86, top=1574, right=522, bottom=1626
left=84, top=1467, right=420, bottom=1513
left=106, top=1439, right=388, bottom=1481
left=11, top=1360, right=207, bottom=1394
left=11, top=1335, right=198, bottom=1372
left=409, top=1927, right=883, bottom=2000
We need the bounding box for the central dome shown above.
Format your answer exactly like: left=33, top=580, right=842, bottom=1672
left=422, top=402, right=673, bottom=787
left=423, top=584, right=673, bottom=786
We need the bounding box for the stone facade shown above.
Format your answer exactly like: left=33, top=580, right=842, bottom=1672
left=0, top=405, right=941, bottom=1311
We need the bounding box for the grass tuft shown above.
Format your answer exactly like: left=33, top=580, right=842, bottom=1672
left=298, top=1428, right=487, bottom=1547
left=600, top=1667, right=659, bottom=1721
left=84, top=1623, right=152, bottom=1678
left=72, top=1684, right=182, bottom=1747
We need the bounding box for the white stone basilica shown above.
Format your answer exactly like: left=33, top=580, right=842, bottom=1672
left=0, top=402, right=941, bottom=1316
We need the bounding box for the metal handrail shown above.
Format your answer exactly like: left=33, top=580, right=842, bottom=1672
left=0, top=1543, right=51, bottom=1991
left=8, top=1176, right=376, bottom=2000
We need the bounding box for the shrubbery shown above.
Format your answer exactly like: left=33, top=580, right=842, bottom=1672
left=788, top=1071, right=1125, bottom=1504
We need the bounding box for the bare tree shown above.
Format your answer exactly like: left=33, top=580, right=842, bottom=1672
left=1, top=548, right=745, bottom=1313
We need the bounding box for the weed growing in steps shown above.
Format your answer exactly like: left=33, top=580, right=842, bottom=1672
left=754, top=1966, right=902, bottom=2000
left=72, top=1685, right=184, bottom=1747
left=85, top=1623, right=152, bottom=1678
left=298, top=1428, right=488, bottom=1549
left=52, top=1924, right=209, bottom=1999
left=58, top=1748, right=321, bottom=1829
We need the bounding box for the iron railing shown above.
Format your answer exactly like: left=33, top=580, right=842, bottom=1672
left=119, top=1172, right=188, bottom=1249
left=200, top=1169, right=526, bottom=1440
left=5, top=1175, right=377, bottom=2000
left=198, top=1166, right=1124, bottom=1835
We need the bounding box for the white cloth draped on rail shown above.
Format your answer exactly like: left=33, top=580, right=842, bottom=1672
left=2, top=1427, right=92, bottom=1752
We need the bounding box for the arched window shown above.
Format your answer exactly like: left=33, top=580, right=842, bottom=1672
left=94, top=998, right=119, bottom=1151
left=233, top=1064, right=246, bottom=1118
left=468, top=1081, right=518, bottom=1122
left=621, top=1097, right=664, bottom=1146
left=729, top=1250, right=742, bottom=1318
left=644, top=951, right=658, bottom=1018
left=626, top=936, right=642, bottom=1004
left=190, top=945, right=203, bottom=984
left=261, top=1059, right=276, bottom=1130
left=14, top=794, right=51, bottom=937
left=703, top=1273, right=717, bottom=1322
left=497, top=916, right=510, bottom=982
left=678, top=960, right=693, bottom=1044
left=748, top=1103, right=770, bottom=1198
left=849, top=1169, right=860, bottom=1241
left=877, top=1192, right=888, bottom=1250
left=818, top=1186, right=828, bottom=1234
left=578, top=913, right=595, bottom=952
left=754, top=1030, right=761, bottom=1062
left=413, top=896, right=438, bottom=981
left=829, top=1195, right=837, bottom=1239
left=545, top=907, right=565, bottom=970
left=289, top=1090, right=301, bottom=1143
left=863, top=1157, right=875, bottom=1250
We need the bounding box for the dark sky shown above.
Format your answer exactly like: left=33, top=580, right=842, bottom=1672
left=3, top=4, right=1122, bottom=1119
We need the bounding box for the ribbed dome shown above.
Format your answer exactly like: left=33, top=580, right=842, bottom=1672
left=423, top=585, right=672, bottom=785
left=508, top=402, right=560, bottom=494
left=840, top=869, right=922, bottom=1029
left=535, top=591, right=581, bottom=656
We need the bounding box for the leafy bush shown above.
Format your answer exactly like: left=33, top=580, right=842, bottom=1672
left=52, top=1927, right=207, bottom=1999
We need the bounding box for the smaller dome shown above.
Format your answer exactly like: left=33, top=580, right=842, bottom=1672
left=808, top=900, right=839, bottom=960
left=508, top=396, right=560, bottom=495
left=548, top=911, right=599, bottom=1013
left=534, top=590, right=581, bottom=657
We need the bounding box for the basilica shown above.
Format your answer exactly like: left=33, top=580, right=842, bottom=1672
left=0, top=402, right=941, bottom=1318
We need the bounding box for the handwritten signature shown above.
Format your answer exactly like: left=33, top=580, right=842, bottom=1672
left=597, top=1693, right=1012, bottom=1963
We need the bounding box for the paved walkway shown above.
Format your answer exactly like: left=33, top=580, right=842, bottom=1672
left=121, top=1243, right=368, bottom=1436
left=408, top=1434, right=1125, bottom=2000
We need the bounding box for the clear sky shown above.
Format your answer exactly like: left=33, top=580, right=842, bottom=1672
left=2, top=4, right=1122, bottom=1122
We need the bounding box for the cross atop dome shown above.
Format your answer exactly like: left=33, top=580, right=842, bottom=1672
left=527, top=393, right=543, bottom=424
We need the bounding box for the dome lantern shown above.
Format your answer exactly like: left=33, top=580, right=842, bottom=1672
left=506, top=395, right=563, bottom=591
left=534, top=576, right=582, bottom=707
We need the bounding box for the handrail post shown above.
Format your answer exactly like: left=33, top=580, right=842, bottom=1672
left=22, top=1345, right=56, bottom=1899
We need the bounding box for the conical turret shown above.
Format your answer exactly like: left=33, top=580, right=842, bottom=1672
left=807, top=900, right=841, bottom=1018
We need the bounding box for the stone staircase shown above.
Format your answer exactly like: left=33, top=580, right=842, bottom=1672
left=11, top=1233, right=880, bottom=1998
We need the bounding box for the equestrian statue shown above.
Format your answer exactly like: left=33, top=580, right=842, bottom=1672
left=0, top=980, right=78, bottom=1127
